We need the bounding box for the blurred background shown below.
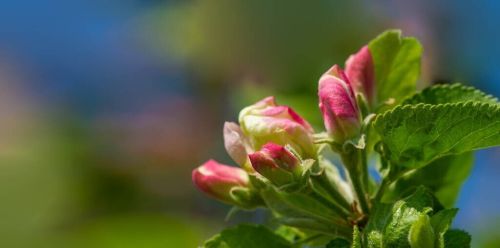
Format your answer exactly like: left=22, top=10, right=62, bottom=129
left=1, top=1, right=499, bottom=247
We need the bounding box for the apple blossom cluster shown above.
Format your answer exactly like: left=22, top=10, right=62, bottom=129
left=192, top=45, right=374, bottom=221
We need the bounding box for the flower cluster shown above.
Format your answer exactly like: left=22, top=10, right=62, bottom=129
left=189, top=30, right=488, bottom=248
left=192, top=45, right=374, bottom=219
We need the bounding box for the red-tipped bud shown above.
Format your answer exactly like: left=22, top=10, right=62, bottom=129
left=318, top=65, right=361, bottom=143
left=248, top=143, right=301, bottom=186
left=192, top=160, right=259, bottom=207
left=239, top=96, right=315, bottom=157
left=345, top=45, right=375, bottom=106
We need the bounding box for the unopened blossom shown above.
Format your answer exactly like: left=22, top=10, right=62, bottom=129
left=248, top=143, right=301, bottom=186
left=238, top=96, right=315, bottom=158
left=318, top=65, right=361, bottom=143
left=345, top=45, right=375, bottom=106
left=192, top=159, right=259, bottom=208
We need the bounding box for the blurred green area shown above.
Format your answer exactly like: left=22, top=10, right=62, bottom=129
left=1, top=2, right=383, bottom=246
left=149, top=0, right=384, bottom=127
left=0, top=87, right=209, bottom=247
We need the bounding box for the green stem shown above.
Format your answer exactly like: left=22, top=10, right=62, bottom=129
left=314, top=138, right=334, bottom=144
left=349, top=167, right=370, bottom=214
left=373, top=177, right=390, bottom=203
left=361, top=149, right=370, bottom=194
left=372, top=165, right=404, bottom=204
left=341, top=150, right=370, bottom=214
left=310, top=191, right=351, bottom=219
left=313, top=173, right=352, bottom=211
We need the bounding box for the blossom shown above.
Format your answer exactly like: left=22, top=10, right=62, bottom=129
left=248, top=143, right=301, bottom=186
left=238, top=96, right=315, bottom=157
left=318, top=65, right=361, bottom=143
left=192, top=159, right=258, bottom=207
left=345, top=45, right=375, bottom=106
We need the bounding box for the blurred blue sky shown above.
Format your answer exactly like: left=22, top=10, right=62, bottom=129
left=2, top=0, right=500, bottom=110
left=0, top=0, right=186, bottom=117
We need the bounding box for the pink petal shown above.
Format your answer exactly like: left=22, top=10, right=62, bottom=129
left=345, top=46, right=374, bottom=104
left=223, top=122, right=249, bottom=167
left=192, top=159, right=248, bottom=197
left=318, top=65, right=361, bottom=141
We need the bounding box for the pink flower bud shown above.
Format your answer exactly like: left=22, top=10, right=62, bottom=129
left=248, top=143, right=301, bottom=186
left=318, top=65, right=361, bottom=143
left=239, top=96, right=315, bottom=157
left=223, top=122, right=252, bottom=170
left=345, top=45, right=375, bottom=106
left=192, top=159, right=251, bottom=206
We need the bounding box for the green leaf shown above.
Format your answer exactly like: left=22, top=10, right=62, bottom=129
left=443, top=229, right=471, bottom=248
left=366, top=231, right=383, bottom=248
left=368, top=30, right=422, bottom=110
left=403, top=83, right=498, bottom=105
left=382, top=193, right=433, bottom=246
left=430, top=209, right=457, bottom=235
left=203, top=224, right=291, bottom=248
left=374, top=102, right=500, bottom=170
left=430, top=209, right=458, bottom=248
left=408, top=214, right=435, bottom=248
left=383, top=152, right=474, bottom=208
left=365, top=187, right=438, bottom=248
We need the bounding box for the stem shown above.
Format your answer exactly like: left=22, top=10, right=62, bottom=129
left=311, top=191, right=351, bottom=219
left=372, top=164, right=404, bottom=204
left=361, top=149, right=370, bottom=194
left=341, top=150, right=370, bottom=214
left=314, top=138, right=334, bottom=144
left=373, top=177, right=390, bottom=203
left=349, top=167, right=370, bottom=214
left=313, top=173, right=352, bottom=211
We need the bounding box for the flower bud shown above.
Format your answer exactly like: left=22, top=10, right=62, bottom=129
left=192, top=159, right=260, bottom=208
left=318, top=65, right=361, bottom=143
left=239, top=96, right=315, bottom=158
left=223, top=122, right=252, bottom=170
left=248, top=143, right=301, bottom=186
left=345, top=45, right=375, bottom=106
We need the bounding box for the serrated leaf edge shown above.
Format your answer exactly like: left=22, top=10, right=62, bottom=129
left=374, top=100, right=500, bottom=128
left=402, top=83, right=499, bottom=104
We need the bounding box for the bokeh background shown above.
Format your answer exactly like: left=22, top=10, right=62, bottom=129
left=1, top=1, right=499, bottom=247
